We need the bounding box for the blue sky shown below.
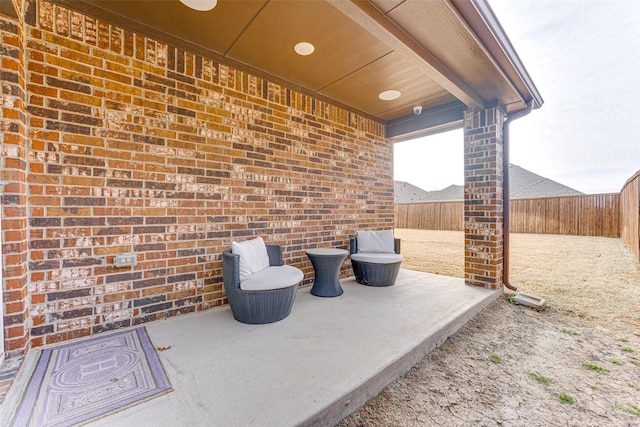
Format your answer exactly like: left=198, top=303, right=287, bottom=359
left=394, top=0, right=640, bottom=194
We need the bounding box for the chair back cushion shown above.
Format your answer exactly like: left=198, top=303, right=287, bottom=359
left=356, top=230, right=395, bottom=253
left=232, top=237, right=270, bottom=280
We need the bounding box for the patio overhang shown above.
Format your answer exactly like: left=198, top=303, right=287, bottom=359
left=49, top=0, right=542, bottom=138
left=0, top=0, right=541, bottom=398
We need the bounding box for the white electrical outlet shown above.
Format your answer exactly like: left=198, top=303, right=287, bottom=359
left=114, top=252, right=137, bottom=267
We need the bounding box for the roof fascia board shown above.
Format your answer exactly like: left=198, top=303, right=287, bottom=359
left=444, top=1, right=526, bottom=108
left=386, top=100, right=465, bottom=142
left=452, top=0, right=544, bottom=108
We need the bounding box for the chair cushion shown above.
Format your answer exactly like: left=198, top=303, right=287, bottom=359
left=232, top=237, right=270, bottom=280
left=351, top=252, right=403, bottom=264
left=357, top=230, right=395, bottom=253
left=240, top=265, right=304, bottom=291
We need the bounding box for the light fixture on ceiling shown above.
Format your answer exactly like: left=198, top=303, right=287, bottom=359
left=294, top=42, right=315, bottom=56
left=378, top=90, right=401, bottom=101
left=180, top=0, right=217, bottom=12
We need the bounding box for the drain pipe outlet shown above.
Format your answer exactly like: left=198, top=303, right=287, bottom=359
left=503, top=100, right=534, bottom=291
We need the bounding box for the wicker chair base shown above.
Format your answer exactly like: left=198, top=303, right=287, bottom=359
left=227, top=284, right=297, bottom=324
left=351, top=259, right=401, bottom=287
left=222, top=248, right=299, bottom=324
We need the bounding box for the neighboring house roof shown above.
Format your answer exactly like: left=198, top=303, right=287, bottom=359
left=395, top=182, right=464, bottom=203
left=394, top=181, right=433, bottom=203
left=424, top=185, right=465, bottom=202
left=509, top=164, right=584, bottom=198
left=395, top=164, right=583, bottom=203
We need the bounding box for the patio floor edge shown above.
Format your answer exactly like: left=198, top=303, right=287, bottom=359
left=302, top=284, right=502, bottom=426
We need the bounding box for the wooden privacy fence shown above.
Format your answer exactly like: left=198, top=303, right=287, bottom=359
left=620, top=171, right=640, bottom=261
left=395, top=201, right=462, bottom=231
left=395, top=193, right=621, bottom=237
left=510, top=194, right=619, bottom=237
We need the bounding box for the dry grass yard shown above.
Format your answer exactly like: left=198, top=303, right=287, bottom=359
left=339, top=229, right=640, bottom=427
left=395, top=229, right=640, bottom=332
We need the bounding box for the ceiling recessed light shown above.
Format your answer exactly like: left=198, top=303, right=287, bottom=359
left=294, top=42, right=315, bottom=56
left=180, top=0, right=217, bottom=11
left=378, top=90, right=401, bottom=101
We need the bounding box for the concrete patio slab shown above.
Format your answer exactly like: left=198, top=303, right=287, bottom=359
left=1, top=270, right=500, bottom=426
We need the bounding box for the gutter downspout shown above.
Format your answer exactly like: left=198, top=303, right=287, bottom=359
left=503, top=100, right=534, bottom=291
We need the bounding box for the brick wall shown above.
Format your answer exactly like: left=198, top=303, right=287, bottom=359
left=1, top=1, right=394, bottom=354
left=463, top=103, right=506, bottom=290
left=1, top=6, right=30, bottom=357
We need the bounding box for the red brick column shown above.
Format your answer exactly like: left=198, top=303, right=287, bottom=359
left=1, top=12, right=30, bottom=356
left=463, top=103, right=506, bottom=290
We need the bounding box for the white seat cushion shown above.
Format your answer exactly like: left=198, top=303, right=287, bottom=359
left=351, top=252, right=403, bottom=264
left=240, top=265, right=304, bottom=291
left=356, top=230, right=395, bottom=253
left=232, top=237, right=270, bottom=280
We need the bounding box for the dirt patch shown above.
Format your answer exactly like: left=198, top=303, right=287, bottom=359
left=339, top=230, right=640, bottom=426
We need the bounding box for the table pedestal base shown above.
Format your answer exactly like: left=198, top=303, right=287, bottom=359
left=306, top=249, right=348, bottom=297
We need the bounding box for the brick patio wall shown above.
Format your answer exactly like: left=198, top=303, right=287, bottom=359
left=1, top=3, right=30, bottom=357
left=463, top=103, right=506, bottom=290
left=1, top=1, right=393, bottom=355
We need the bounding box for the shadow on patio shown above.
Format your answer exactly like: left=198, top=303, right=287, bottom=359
left=2, top=270, right=499, bottom=426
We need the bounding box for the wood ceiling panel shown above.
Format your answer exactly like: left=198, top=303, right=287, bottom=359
left=85, top=0, right=268, bottom=54
left=320, top=51, right=451, bottom=120
left=227, top=0, right=392, bottom=92
left=0, top=0, right=19, bottom=18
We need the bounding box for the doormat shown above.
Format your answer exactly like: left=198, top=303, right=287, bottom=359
left=10, top=327, right=172, bottom=426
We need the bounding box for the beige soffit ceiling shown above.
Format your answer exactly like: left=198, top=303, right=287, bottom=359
left=47, top=0, right=542, bottom=124
left=1, top=0, right=19, bottom=18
